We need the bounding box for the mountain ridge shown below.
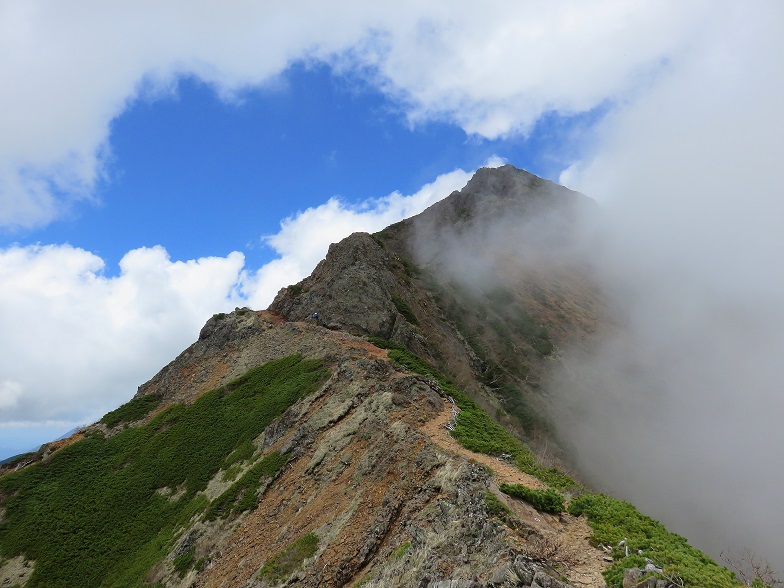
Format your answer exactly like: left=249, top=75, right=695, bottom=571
left=0, top=165, right=744, bottom=588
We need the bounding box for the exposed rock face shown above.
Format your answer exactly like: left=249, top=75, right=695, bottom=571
left=269, top=233, right=411, bottom=339
left=0, top=165, right=613, bottom=587
left=135, top=314, right=606, bottom=588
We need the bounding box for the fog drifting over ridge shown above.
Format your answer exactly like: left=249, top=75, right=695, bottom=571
left=411, top=5, right=784, bottom=565
left=417, top=159, right=784, bottom=569
left=550, top=5, right=784, bottom=566
left=551, top=198, right=784, bottom=569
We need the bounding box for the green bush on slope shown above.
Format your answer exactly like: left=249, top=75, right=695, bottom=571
left=569, top=494, right=738, bottom=588
left=0, top=354, right=329, bottom=588
left=499, top=483, right=565, bottom=514
left=100, top=393, right=161, bottom=428
left=258, top=532, right=319, bottom=583
left=206, top=451, right=289, bottom=520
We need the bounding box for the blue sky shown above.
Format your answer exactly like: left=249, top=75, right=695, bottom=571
left=8, top=64, right=588, bottom=275
left=1, top=1, right=784, bottom=567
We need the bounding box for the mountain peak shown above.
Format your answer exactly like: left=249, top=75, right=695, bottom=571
left=0, top=165, right=740, bottom=588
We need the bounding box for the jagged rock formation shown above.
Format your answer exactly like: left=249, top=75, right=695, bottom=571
left=269, top=233, right=419, bottom=346
left=125, top=314, right=608, bottom=588
left=0, top=166, right=739, bottom=588
left=271, top=165, right=602, bottom=446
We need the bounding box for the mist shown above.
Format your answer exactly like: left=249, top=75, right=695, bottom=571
left=414, top=163, right=784, bottom=571
left=407, top=4, right=784, bottom=569
left=550, top=5, right=784, bottom=569
left=551, top=201, right=784, bottom=568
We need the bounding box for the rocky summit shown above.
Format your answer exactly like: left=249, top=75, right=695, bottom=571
left=0, top=166, right=740, bottom=588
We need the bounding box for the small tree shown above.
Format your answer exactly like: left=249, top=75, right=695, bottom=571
left=722, top=548, right=782, bottom=588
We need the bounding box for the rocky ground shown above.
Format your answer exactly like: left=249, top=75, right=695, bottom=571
left=124, top=312, right=608, bottom=588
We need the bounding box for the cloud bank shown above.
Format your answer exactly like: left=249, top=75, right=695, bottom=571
left=2, top=0, right=706, bottom=228
left=0, top=162, right=479, bottom=454
left=553, top=1, right=784, bottom=568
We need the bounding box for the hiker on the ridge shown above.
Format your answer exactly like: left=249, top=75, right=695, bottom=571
left=312, top=312, right=319, bottom=325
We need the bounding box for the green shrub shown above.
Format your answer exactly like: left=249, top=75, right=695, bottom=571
left=391, top=541, right=411, bottom=560
left=484, top=491, right=512, bottom=519
left=207, top=452, right=288, bottom=520
left=373, top=221, right=405, bottom=242
left=287, top=284, right=304, bottom=296
left=172, top=547, right=194, bottom=576
left=258, top=533, right=319, bottom=583
left=100, top=394, right=161, bottom=428
left=221, top=464, right=243, bottom=482
left=499, top=483, right=564, bottom=514
left=396, top=256, right=421, bottom=278
left=223, top=439, right=256, bottom=468
left=0, top=355, right=329, bottom=588
left=569, top=494, right=738, bottom=588
left=390, top=294, right=419, bottom=325
left=366, top=337, right=407, bottom=352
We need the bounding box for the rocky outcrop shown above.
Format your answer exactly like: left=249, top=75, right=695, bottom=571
left=0, top=166, right=611, bottom=587
left=120, top=313, right=607, bottom=588
left=269, top=233, right=415, bottom=340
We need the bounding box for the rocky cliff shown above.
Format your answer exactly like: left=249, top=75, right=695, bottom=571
left=0, top=166, right=740, bottom=588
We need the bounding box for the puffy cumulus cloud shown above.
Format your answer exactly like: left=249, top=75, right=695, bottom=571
left=0, top=244, right=245, bottom=429
left=0, top=163, right=482, bottom=457
left=243, top=161, right=496, bottom=307
left=1, top=0, right=714, bottom=227
left=553, top=1, right=784, bottom=567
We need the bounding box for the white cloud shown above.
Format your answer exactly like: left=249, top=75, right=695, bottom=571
left=0, top=0, right=722, bottom=227
left=0, top=381, right=22, bottom=410
left=0, top=161, right=482, bottom=455
left=0, top=244, right=245, bottom=426
left=552, top=0, right=784, bottom=567
left=243, top=160, right=498, bottom=307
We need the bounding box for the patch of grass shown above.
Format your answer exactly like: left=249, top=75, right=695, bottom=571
left=367, top=337, right=407, bottom=352
left=390, top=294, right=419, bottom=325
left=569, top=494, right=739, bottom=588
left=484, top=491, right=512, bottom=519
left=100, top=394, right=161, bottom=428
left=374, top=340, right=579, bottom=491
left=213, top=312, right=227, bottom=320
left=223, top=439, right=256, bottom=469
left=258, top=532, right=319, bottom=583
left=391, top=541, right=411, bottom=560
left=172, top=547, right=194, bottom=576
left=0, top=355, right=329, bottom=588
left=206, top=452, right=288, bottom=520
left=395, top=256, right=421, bottom=278
left=221, top=464, right=243, bottom=482
left=499, top=483, right=564, bottom=514
left=287, top=284, right=304, bottom=296
left=373, top=221, right=405, bottom=242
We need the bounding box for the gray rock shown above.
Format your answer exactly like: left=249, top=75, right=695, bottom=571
left=510, top=556, right=535, bottom=585
left=489, top=563, right=509, bottom=585
left=532, top=571, right=575, bottom=588
left=623, top=568, right=643, bottom=588
left=269, top=233, right=406, bottom=340
left=644, top=562, right=663, bottom=574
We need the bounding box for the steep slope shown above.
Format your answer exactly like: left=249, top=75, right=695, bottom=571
left=270, top=165, right=602, bottom=452
left=0, top=165, right=743, bottom=588
left=0, top=313, right=608, bottom=588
